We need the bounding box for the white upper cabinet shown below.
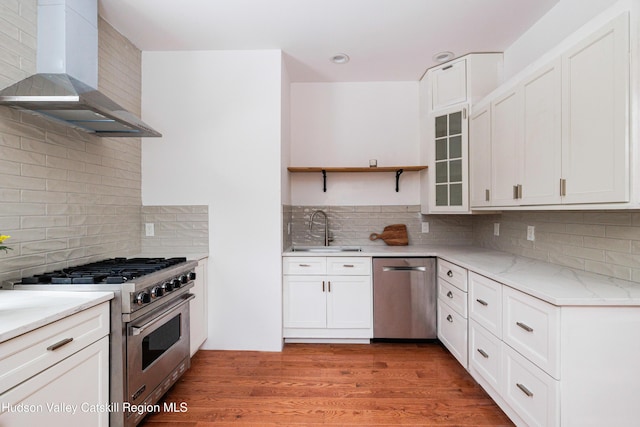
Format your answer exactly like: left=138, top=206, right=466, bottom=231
left=431, top=59, right=467, bottom=111
left=561, top=13, right=629, bottom=204
left=429, top=54, right=504, bottom=113
left=469, top=105, right=492, bottom=207
left=521, top=59, right=563, bottom=205
left=422, top=53, right=503, bottom=214
left=470, top=12, right=630, bottom=210
left=491, top=89, right=522, bottom=206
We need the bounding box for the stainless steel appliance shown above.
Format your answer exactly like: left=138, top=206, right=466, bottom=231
left=372, top=257, right=436, bottom=339
left=4, top=257, right=197, bottom=427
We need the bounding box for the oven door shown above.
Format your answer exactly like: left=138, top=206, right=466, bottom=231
left=126, top=293, right=194, bottom=407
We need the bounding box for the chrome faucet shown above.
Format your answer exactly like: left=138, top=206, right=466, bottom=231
left=309, top=210, right=332, bottom=246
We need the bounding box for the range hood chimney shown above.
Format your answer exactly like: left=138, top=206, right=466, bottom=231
left=0, top=0, right=161, bottom=137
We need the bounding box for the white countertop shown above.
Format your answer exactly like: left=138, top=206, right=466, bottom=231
left=0, top=290, right=114, bottom=343
left=283, top=245, right=640, bottom=306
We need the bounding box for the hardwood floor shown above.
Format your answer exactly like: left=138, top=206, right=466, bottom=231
left=141, top=342, right=513, bottom=426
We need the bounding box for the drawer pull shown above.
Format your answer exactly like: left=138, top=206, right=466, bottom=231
left=446, top=314, right=453, bottom=323
left=447, top=270, right=453, bottom=277
left=476, top=298, right=488, bottom=306
left=446, top=291, right=453, bottom=298
left=516, top=321, right=534, bottom=332
left=516, top=383, right=534, bottom=397
left=298, top=264, right=311, bottom=267
left=47, top=337, right=74, bottom=351
left=328, top=281, right=331, bottom=292
left=477, top=348, right=489, bottom=359
left=343, top=264, right=355, bottom=268
left=322, top=281, right=325, bottom=292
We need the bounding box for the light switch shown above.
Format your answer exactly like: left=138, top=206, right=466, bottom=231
left=494, top=223, right=500, bottom=236
left=421, top=222, right=429, bottom=233
left=145, top=223, right=155, bottom=237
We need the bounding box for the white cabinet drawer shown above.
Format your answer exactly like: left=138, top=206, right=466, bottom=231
left=503, top=286, right=560, bottom=379
left=503, top=343, right=559, bottom=427
left=437, top=299, right=467, bottom=368
left=469, top=272, right=502, bottom=337
left=0, top=302, right=109, bottom=393
left=326, top=257, right=371, bottom=276
left=438, top=279, right=467, bottom=318
left=437, top=259, right=467, bottom=291
left=283, top=257, right=326, bottom=275
left=469, top=320, right=502, bottom=395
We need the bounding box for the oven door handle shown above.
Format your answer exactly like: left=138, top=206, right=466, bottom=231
left=131, top=293, right=195, bottom=336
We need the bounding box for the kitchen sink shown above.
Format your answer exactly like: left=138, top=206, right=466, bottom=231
left=291, top=246, right=362, bottom=253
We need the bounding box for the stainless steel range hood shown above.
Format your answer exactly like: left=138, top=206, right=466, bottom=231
left=0, top=0, right=161, bottom=138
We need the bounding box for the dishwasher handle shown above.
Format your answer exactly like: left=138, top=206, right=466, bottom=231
left=382, top=266, right=427, bottom=272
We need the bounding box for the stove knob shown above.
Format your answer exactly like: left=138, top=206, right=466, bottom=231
left=188, top=272, right=197, bottom=281
left=179, top=274, right=189, bottom=284
left=150, top=286, right=164, bottom=298
left=161, top=281, right=173, bottom=292
left=134, top=292, right=150, bottom=306
left=172, top=278, right=182, bottom=289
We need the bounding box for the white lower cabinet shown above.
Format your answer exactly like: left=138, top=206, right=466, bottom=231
left=437, top=259, right=468, bottom=368
left=0, top=302, right=110, bottom=426
left=467, top=272, right=640, bottom=426
left=503, top=343, right=559, bottom=427
left=437, top=299, right=467, bottom=367
left=283, top=256, right=372, bottom=340
left=469, top=319, right=502, bottom=396
left=190, top=257, right=209, bottom=356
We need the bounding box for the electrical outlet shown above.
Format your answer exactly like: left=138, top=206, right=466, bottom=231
left=287, top=222, right=291, bottom=235
left=421, top=222, right=429, bottom=233
left=145, top=223, right=155, bottom=237
left=494, top=223, right=500, bottom=236
left=527, top=225, right=535, bottom=241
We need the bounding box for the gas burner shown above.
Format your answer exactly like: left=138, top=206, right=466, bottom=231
left=19, top=257, right=188, bottom=285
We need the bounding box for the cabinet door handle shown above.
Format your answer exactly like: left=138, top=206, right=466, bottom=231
left=299, top=264, right=311, bottom=267
left=485, top=189, right=490, bottom=202
left=477, top=348, right=489, bottom=359
left=476, top=298, right=488, bottom=306
left=516, top=383, right=534, bottom=397
left=513, top=185, right=519, bottom=199
left=447, top=270, right=453, bottom=278
left=343, top=264, right=354, bottom=268
left=516, top=321, right=534, bottom=332
left=47, top=337, right=73, bottom=351
left=327, top=281, right=331, bottom=292
left=517, top=184, right=523, bottom=199
left=560, top=178, right=567, bottom=196
left=446, top=314, right=453, bottom=323
left=442, top=64, right=453, bottom=70
left=322, top=281, right=325, bottom=292
left=446, top=291, right=453, bottom=298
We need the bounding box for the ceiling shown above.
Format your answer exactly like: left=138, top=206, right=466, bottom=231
left=98, top=0, right=559, bottom=82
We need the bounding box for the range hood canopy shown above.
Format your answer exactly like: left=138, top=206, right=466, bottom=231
left=0, top=0, right=161, bottom=138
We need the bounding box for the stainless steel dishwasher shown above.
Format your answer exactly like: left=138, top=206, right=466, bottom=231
left=372, top=257, right=436, bottom=339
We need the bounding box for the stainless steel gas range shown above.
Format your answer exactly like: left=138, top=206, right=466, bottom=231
left=4, top=257, right=198, bottom=427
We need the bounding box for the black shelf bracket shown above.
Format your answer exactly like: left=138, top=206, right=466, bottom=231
left=322, top=169, right=327, bottom=192
left=395, top=169, right=404, bottom=192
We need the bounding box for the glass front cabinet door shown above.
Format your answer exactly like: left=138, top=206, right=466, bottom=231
left=430, top=105, right=469, bottom=212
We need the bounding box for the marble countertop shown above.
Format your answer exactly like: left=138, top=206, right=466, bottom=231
left=283, top=245, right=640, bottom=306
left=0, top=290, right=114, bottom=343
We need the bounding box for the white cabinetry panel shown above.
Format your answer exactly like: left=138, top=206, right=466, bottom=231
left=521, top=59, right=562, bottom=205
left=561, top=13, right=629, bottom=204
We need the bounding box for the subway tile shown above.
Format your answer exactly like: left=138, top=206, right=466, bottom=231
left=605, top=225, right=640, bottom=241
left=583, top=236, right=631, bottom=253
left=562, top=245, right=605, bottom=262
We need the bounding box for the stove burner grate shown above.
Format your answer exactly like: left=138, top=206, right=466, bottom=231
left=19, top=257, right=188, bottom=285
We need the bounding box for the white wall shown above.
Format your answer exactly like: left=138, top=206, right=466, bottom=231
left=289, top=82, right=420, bottom=205
left=503, top=0, right=620, bottom=79
left=141, top=50, right=284, bottom=351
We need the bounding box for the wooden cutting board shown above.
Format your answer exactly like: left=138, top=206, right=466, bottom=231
left=369, top=224, right=408, bottom=246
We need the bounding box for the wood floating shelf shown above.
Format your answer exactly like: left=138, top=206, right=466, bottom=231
left=287, top=166, right=428, bottom=192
